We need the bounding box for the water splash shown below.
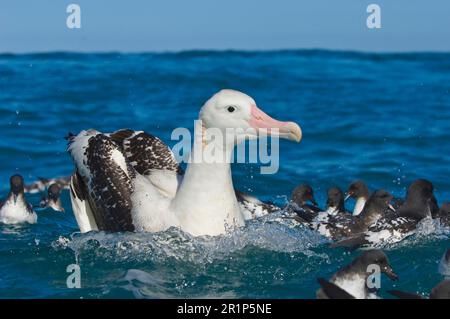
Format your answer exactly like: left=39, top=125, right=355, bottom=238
left=56, top=212, right=328, bottom=265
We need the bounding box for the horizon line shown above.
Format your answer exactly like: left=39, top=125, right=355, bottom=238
left=1, top=47, right=450, bottom=56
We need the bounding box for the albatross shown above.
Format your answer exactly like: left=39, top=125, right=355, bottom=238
left=67, top=89, right=302, bottom=236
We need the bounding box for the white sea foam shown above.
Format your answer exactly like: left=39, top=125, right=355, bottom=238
left=53, top=211, right=328, bottom=265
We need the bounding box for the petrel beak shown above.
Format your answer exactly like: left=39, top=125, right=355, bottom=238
left=388, top=204, right=396, bottom=212
left=249, top=104, right=302, bottom=142
left=344, top=194, right=351, bottom=201
left=384, top=266, right=399, bottom=281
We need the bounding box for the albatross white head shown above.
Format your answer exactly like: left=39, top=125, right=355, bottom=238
left=172, top=89, right=302, bottom=236
left=199, top=89, right=302, bottom=145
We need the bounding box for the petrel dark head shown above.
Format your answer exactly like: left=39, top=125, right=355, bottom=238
left=400, top=179, right=437, bottom=219
left=354, top=249, right=398, bottom=281
left=10, top=174, right=24, bottom=196
left=365, top=189, right=394, bottom=211
left=346, top=180, right=369, bottom=201
left=327, top=187, right=345, bottom=210
left=47, top=184, right=61, bottom=201
left=406, top=179, right=434, bottom=202
left=291, top=184, right=318, bottom=206
left=39, top=183, right=65, bottom=212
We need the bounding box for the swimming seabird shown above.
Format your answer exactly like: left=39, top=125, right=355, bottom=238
left=394, top=179, right=438, bottom=220
left=345, top=180, right=370, bottom=216
left=321, top=189, right=394, bottom=241
left=333, top=179, right=437, bottom=249
left=310, top=187, right=353, bottom=233
left=67, top=89, right=302, bottom=236
left=288, top=184, right=321, bottom=223
left=0, top=175, right=37, bottom=224
left=317, top=249, right=398, bottom=299
left=40, top=184, right=65, bottom=212
left=319, top=187, right=350, bottom=219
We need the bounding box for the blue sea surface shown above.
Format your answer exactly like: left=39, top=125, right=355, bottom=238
left=0, top=50, right=449, bottom=298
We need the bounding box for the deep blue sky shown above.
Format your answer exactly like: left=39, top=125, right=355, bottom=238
left=0, top=0, right=449, bottom=53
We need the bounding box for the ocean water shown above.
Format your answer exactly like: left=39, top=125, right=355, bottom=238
left=0, top=50, right=449, bottom=298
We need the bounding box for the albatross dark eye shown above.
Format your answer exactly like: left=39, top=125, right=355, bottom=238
left=227, top=106, right=236, bottom=113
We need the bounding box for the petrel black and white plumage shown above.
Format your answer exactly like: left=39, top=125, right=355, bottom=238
left=66, top=90, right=301, bottom=236
left=235, top=190, right=280, bottom=220
left=0, top=175, right=37, bottom=224
left=319, top=190, right=395, bottom=241
left=334, top=179, right=437, bottom=249
left=345, top=180, right=370, bottom=216
left=310, top=187, right=353, bottom=230
left=316, top=250, right=398, bottom=299
left=288, top=184, right=321, bottom=223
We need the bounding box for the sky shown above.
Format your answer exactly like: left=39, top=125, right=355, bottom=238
left=0, top=0, right=449, bottom=53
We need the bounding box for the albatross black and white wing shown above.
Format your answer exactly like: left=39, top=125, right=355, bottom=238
left=109, top=129, right=183, bottom=198
left=67, top=129, right=184, bottom=233
left=68, top=130, right=136, bottom=232
left=67, top=127, right=282, bottom=233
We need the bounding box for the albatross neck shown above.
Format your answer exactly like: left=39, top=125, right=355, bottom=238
left=170, top=121, right=245, bottom=236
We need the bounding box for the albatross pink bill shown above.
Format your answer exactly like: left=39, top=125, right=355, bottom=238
left=249, top=104, right=302, bottom=142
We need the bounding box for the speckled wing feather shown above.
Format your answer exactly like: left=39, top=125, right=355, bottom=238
left=333, top=214, right=418, bottom=249
left=109, top=129, right=183, bottom=198
left=368, top=215, right=417, bottom=233
left=84, top=134, right=135, bottom=231
left=235, top=190, right=280, bottom=219
left=319, top=216, right=366, bottom=240
left=110, top=129, right=183, bottom=176
left=287, top=204, right=321, bottom=223
left=68, top=132, right=136, bottom=232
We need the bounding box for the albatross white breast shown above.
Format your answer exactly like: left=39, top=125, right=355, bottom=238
left=67, top=89, right=302, bottom=236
